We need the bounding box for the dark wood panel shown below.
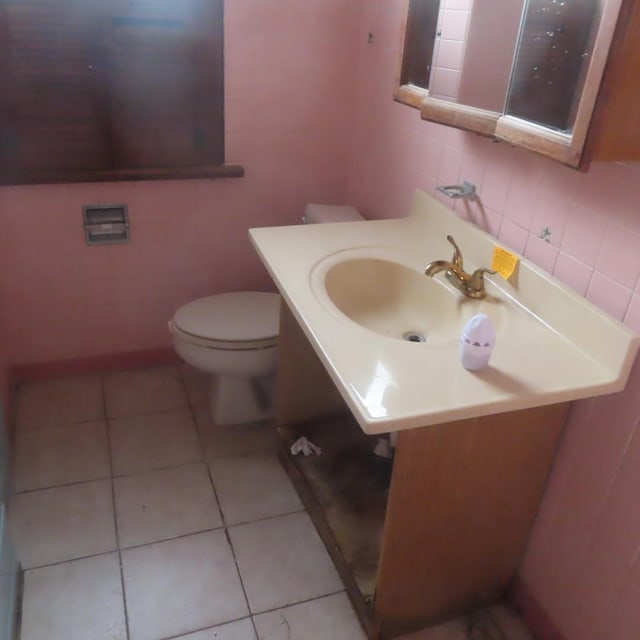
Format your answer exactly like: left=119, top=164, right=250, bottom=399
left=107, top=0, right=223, bottom=168
left=582, top=0, right=640, bottom=165
left=0, top=0, right=111, bottom=171
left=0, top=0, right=225, bottom=182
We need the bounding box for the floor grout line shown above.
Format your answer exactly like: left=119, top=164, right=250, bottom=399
left=11, top=473, right=114, bottom=496
left=21, top=549, right=120, bottom=573
left=102, top=373, right=132, bottom=640
left=182, top=368, right=263, bottom=640
left=251, top=588, right=348, bottom=617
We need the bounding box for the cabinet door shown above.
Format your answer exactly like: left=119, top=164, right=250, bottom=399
left=373, top=404, right=567, bottom=638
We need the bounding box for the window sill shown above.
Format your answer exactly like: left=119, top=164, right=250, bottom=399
left=0, top=164, right=245, bottom=186
left=393, top=84, right=429, bottom=109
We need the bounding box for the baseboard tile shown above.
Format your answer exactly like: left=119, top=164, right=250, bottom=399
left=510, top=576, right=566, bottom=640
left=10, top=347, right=180, bottom=384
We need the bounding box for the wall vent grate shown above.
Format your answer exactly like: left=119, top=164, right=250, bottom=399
left=82, top=204, right=130, bottom=245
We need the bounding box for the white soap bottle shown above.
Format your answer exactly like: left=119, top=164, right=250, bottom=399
left=460, top=313, right=496, bottom=371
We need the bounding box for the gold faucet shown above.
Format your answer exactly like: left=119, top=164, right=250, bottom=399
left=424, top=235, right=495, bottom=299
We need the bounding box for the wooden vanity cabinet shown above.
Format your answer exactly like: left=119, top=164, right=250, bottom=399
left=276, top=302, right=568, bottom=639
left=580, top=0, right=640, bottom=167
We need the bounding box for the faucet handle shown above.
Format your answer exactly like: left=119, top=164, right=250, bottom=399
left=446, top=235, right=464, bottom=269
left=469, top=267, right=497, bottom=289
left=473, top=267, right=497, bottom=276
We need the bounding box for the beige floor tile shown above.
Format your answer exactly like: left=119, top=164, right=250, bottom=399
left=210, top=452, right=303, bottom=525
left=12, top=421, right=111, bottom=492
left=180, top=364, right=209, bottom=407
left=229, top=512, right=342, bottom=614
left=16, top=375, right=104, bottom=431
left=20, top=553, right=126, bottom=640
left=194, top=405, right=278, bottom=460
left=9, top=479, right=117, bottom=569
left=253, top=593, right=366, bottom=640
left=109, top=408, right=201, bottom=476
left=172, top=618, right=256, bottom=640
left=114, top=462, right=223, bottom=548
left=122, top=530, right=248, bottom=640
left=104, top=366, right=188, bottom=418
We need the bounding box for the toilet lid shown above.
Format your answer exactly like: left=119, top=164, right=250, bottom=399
left=173, top=292, right=280, bottom=343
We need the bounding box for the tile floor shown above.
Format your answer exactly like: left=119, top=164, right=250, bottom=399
left=8, top=365, right=365, bottom=640
left=7, top=364, right=532, bottom=640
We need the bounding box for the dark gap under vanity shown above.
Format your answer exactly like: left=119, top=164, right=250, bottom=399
left=279, top=415, right=391, bottom=614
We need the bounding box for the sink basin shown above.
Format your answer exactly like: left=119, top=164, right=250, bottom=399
left=319, top=256, right=505, bottom=343
left=251, top=189, right=640, bottom=432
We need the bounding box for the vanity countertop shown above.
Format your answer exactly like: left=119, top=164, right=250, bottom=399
left=250, top=190, right=639, bottom=434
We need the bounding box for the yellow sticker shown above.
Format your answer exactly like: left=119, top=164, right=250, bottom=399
left=491, top=246, right=519, bottom=280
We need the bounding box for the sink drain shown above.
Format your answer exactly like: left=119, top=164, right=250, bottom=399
left=403, top=331, right=427, bottom=343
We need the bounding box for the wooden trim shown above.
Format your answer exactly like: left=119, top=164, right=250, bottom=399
left=393, top=84, right=428, bottom=110
left=421, top=98, right=500, bottom=138
left=0, top=163, right=244, bottom=186
left=394, top=0, right=413, bottom=94
left=564, top=0, right=624, bottom=169
left=495, top=116, right=574, bottom=165
left=10, top=347, right=180, bottom=383
left=580, top=0, right=640, bottom=168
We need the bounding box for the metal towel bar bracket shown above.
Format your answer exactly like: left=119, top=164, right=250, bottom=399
left=436, top=181, right=477, bottom=200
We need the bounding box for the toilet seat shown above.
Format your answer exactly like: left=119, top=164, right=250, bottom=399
left=171, top=292, right=280, bottom=351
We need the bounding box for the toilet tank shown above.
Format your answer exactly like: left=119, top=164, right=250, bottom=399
left=303, top=203, right=363, bottom=224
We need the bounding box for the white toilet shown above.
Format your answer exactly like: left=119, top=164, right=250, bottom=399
left=169, top=203, right=363, bottom=426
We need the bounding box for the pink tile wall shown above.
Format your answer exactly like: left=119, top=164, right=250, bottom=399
left=346, top=4, right=640, bottom=640
left=429, top=1, right=473, bottom=101
left=0, top=316, right=8, bottom=407
left=0, top=0, right=360, bottom=369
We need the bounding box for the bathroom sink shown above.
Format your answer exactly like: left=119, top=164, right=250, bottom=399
left=319, top=256, right=504, bottom=343
left=250, top=189, right=640, bottom=433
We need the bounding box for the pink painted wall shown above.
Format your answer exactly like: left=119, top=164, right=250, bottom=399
left=0, top=0, right=359, bottom=368
left=346, top=4, right=640, bottom=640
